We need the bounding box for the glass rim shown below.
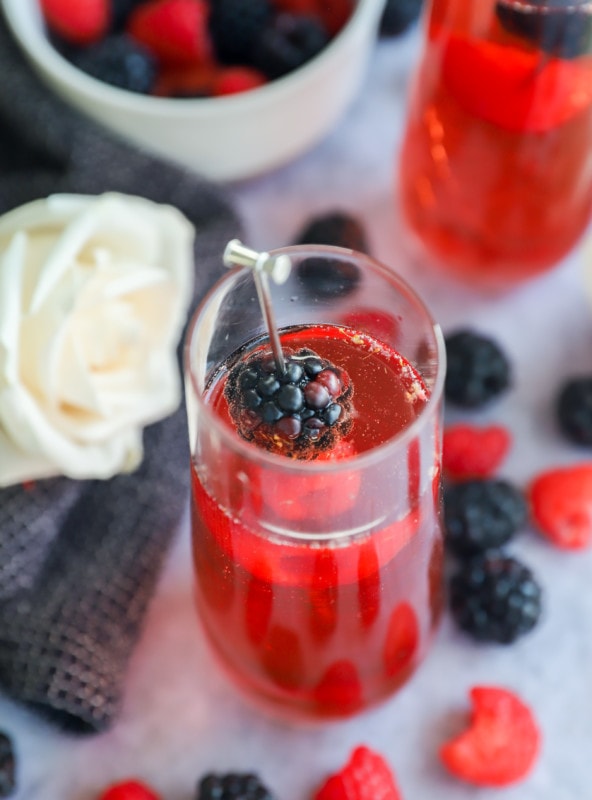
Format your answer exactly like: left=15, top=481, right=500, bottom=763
left=183, top=244, right=447, bottom=475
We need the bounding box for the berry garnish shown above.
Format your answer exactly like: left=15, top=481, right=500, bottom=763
left=209, top=0, right=273, bottom=64
left=529, top=463, right=592, bottom=549
left=314, top=746, right=402, bottom=800
left=443, top=423, right=511, bottom=480
left=127, top=0, right=213, bottom=66
left=444, top=478, right=526, bottom=557
left=449, top=553, right=542, bottom=643
left=444, top=329, right=511, bottom=408
left=556, top=376, right=592, bottom=445
left=69, top=35, right=158, bottom=94
left=379, top=0, right=424, bottom=37
left=496, top=0, right=592, bottom=60
left=440, top=686, right=541, bottom=787
left=197, top=772, right=276, bottom=800
left=40, top=0, right=110, bottom=45
left=0, top=732, right=16, bottom=799
left=225, top=346, right=353, bottom=458
left=99, top=780, right=161, bottom=800
left=253, top=13, right=330, bottom=80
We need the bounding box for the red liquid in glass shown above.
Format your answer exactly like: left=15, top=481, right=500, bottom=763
left=190, top=324, right=443, bottom=720
left=399, top=0, right=592, bottom=289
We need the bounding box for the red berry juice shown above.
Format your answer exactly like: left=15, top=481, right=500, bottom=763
left=398, top=0, right=592, bottom=289
left=190, top=324, right=443, bottom=720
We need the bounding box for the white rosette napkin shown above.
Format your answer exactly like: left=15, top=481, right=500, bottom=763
left=0, top=9, right=242, bottom=734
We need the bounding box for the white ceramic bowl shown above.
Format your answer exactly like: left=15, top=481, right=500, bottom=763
left=3, top=0, right=385, bottom=182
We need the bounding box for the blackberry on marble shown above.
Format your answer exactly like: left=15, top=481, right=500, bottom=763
left=445, top=329, right=511, bottom=408
left=556, top=376, right=592, bottom=445
left=449, top=554, right=542, bottom=644
left=444, top=479, right=527, bottom=557
left=225, top=347, right=353, bottom=458
left=197, top=771, right=276, bottom=800
left=0, top=732, right=15, bottom=799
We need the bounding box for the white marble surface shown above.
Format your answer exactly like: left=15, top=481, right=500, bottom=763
left=3, top=26, right=592, bottom=800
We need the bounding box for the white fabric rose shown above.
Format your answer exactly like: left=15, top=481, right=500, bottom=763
left=0, top=192, right=194, bottom=487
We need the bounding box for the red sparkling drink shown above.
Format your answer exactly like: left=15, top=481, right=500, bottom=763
left=184, top=246, right=445, bottom=721
left=398, top=0, right=592, bottom=289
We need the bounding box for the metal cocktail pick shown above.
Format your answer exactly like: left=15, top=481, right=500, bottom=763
left=223, top=239, right=292, bottom=376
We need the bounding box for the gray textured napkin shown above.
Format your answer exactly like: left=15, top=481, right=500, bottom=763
left=0, top=9, right=242, bottom=734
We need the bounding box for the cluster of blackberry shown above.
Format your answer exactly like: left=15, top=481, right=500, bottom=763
left=443, top=330, right=543, bottom=644
left=495, top=0, right=592, bottom=59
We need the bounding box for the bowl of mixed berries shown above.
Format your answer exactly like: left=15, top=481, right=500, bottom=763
left=3, top=0, right=386, bottom=181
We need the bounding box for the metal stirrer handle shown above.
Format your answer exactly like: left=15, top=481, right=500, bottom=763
left=223, top=240, right=292, bottom=376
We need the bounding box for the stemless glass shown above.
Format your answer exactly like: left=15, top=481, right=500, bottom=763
left=398, top=0, right=592, bottom=290
left=184, top=245, right=446, bottom=722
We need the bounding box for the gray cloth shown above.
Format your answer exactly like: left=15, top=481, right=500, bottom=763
left=0, top=10, right=242, bottom=733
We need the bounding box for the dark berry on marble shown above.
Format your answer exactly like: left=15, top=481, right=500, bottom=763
left=444, top=329, right=511, bottom=408
left=197, top=771, right=276, bottom=800
left=556, top=376, right=592, bottom=445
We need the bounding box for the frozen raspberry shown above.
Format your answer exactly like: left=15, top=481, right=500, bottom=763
left=253, top=13, right=330, bottom=80
left=197, top=772, right=276, bottom=800
left=314, top=746, right=402, bottom=800
left=443, top=423, right=511, bottom=480
left=40, top=0, right=110, bottom=45
left=529, top=463, right=592, bottom=549
left=0, top=732, right=16, bottom=799
left=127, top=0, right=213, bottom=66
left=440, top=686, right=541, bottom=786
left=444, top=478, right=526, bottom=557
left=212, top=67, right=267, bottom=96
left=556, top=377, right=592, bottom=446
left=496, top=1, right=592, bottom=59
left=449, top=554, right=542, bottom=643
left=225, top=348, right=353, bottom=458
left=69, top=35, right=158, bottom=94
left=210, top=0, right=273, bottom=64
left=444, top=330, right=511, bottom=408
left=379, top=0, right=424, bottom=37
left=99, top=780, right=161, bottom=800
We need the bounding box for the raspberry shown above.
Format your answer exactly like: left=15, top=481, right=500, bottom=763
left=440, top=686, right=541, bottom=786
left=556, top=377, right=592, bottom=445
left=225, top=348, right=353, bottom=458
left=212, top=67, right=267, bottom=96
left=444, top=478, right=526, bottom=557
left=0, top=732, right=16, bottom=799
left=197, top=772, right=276, bottom=800
left=444, top=330, right=511, bottom=408
left=449, top=554, right=542, bottom=643
left=40, top=0, right=110, bottom=45
left=443, top=424, right=511, bottom=480
left=209, top=0, right=273, bottom=64
left=314, top=746, right=402, bottom=800
left=529, top=463, right=592, bottom=549
left=379, top=0, right=424, bottom=37
left=253, top=13, right=330, bottom=80
left=99, top=780, right=161, bottom=800
left=70, top=35, right=158, bottom=94
left=496, top=1, right=592, bottom=59
left=127, top=0, right=213, bottom=66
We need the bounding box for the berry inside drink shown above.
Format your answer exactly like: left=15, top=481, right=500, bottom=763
left=398, top=0, right=592, bottom=289
left=190, top=323, right=443, bottom=720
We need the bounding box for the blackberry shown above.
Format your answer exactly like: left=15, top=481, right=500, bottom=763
left=379, top=0, right=424, bottom=37
left=253, top=13, right=330, bottom=80
left=0, top=732, right=15, bottom=798
left=69, top=35, right=157, bottom=94
left=449, top=554, right=542, bottom=643
left=294, top=211, right=368, bottom=299
left=496, top=0, right=592, bottom=60
left=225, top=346, right=353, bottom=458
left=444, top=329, right=511, bottom=408
left=444, top=479, right=527, bottom=557
left=110, top=0, right=149, bottom=32
left=197, top=771, right=276, bottom=800
left=556, top=376, right=592, bottom=445
left=209, top=0, right=273, bottom=64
